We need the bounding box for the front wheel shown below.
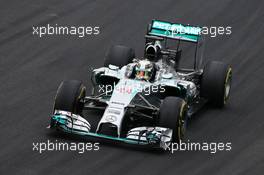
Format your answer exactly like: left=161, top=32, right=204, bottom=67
left=158, top=97, right=188, bottom=143
left=53, top=80, right=86, bottom=115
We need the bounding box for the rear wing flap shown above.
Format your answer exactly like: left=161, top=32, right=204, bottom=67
left=147, top=20, right=202, bottom=43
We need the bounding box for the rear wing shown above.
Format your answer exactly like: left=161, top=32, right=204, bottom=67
left=147, top=20, right=202, bottom=43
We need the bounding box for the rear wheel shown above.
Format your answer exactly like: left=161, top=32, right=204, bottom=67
left=201, top=61, right=232, bottom=107
left=53, top=80, right=86, bottom=115
left=158, top=97, right=187, bottom=142
left=104, top=45, right=135, bottom=68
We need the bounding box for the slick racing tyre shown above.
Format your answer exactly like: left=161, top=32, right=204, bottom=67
left=159, top=97, right=188, bottom=143
left=54, top=80, right=86, bottom=115
left=104, top=45, right=135, bottom=68
left=201, top=61, right=232, bottom=107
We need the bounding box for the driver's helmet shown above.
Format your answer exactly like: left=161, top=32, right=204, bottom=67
left=135, top=60, right=154, bottom=81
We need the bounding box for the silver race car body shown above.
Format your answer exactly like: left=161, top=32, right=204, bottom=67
left=50, top=20, right=232, bottom=150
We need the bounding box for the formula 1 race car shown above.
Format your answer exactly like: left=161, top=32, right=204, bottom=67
left=49, top=20, right=232, bottom=150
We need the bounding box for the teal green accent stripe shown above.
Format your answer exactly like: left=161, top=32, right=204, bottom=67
left=63, top=126, right=149, bottom=145
left=52, top=115, right=67, bottom=124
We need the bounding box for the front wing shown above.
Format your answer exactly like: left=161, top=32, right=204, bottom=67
left=49, top=110, right=172, bottom=150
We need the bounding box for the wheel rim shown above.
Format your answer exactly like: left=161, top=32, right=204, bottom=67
left=178, top=102, right=187, bottom=141
left=75, top=86, right=86, bottom=114
left=224, top=68, right=232, bottom=104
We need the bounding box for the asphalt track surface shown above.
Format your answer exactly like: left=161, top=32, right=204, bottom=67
left=1, top=0, right=264, bottom=174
